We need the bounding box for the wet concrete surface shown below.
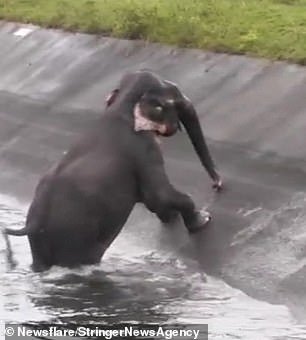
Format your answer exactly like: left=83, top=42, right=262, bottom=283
left=1, top=21, right=306, bottom=329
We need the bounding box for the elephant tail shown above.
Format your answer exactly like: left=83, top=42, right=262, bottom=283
left=4, top=226, right=28, bottom=236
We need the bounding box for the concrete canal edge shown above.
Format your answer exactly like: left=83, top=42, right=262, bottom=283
left=1, top=21, right=306, bottom=322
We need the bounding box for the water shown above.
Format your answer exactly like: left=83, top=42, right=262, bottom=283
left=1, top=194, right=306, bottom=340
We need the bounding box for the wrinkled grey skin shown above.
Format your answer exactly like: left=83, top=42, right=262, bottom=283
left=4, top=70, right=222, bottom=272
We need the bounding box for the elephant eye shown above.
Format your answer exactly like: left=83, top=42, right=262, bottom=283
left=153, top=106, right=164, bottom=120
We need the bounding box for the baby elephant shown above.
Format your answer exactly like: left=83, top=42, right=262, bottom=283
left=5, top=70, right=222, bottom=272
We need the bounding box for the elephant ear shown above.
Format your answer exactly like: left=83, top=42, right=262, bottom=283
left=164, top=81, right=220, bottom=183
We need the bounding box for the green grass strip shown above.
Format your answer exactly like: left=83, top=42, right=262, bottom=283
left=1, top=0, right=306, bottom=64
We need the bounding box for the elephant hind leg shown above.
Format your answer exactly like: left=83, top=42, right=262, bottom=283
left=28, top=233, right=53, bottom=272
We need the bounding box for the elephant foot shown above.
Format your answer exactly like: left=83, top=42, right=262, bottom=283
left=186, top=210, right=211, bottom=234
left=157, top=210, right=180, bottom=224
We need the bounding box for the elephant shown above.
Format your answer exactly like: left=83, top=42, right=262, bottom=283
left=4, top=70, right=222, bottom=272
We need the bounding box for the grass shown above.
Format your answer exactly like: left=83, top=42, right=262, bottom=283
left=1, top=0, right=306, bottom=63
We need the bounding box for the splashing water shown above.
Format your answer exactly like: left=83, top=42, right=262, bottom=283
left=1, top=194, right=306, bottom=340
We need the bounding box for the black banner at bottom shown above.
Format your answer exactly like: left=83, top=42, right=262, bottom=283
left=4, top=323, right=208, bottom=340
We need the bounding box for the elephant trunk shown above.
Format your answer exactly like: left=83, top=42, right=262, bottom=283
left=178, top=98, right=219, bottom=182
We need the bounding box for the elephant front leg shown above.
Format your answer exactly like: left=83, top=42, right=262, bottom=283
left=156, top=209, right=179, bottom=224
left=142, top=182, right=211, bottom=233
left=137, top=145, right=211, bottom=233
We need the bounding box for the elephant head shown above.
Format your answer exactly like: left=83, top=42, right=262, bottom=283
left=105, top=70, right=222, bottom=190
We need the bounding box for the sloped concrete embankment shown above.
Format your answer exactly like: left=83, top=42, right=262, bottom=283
left=1, top=21, right=306, bottom=319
